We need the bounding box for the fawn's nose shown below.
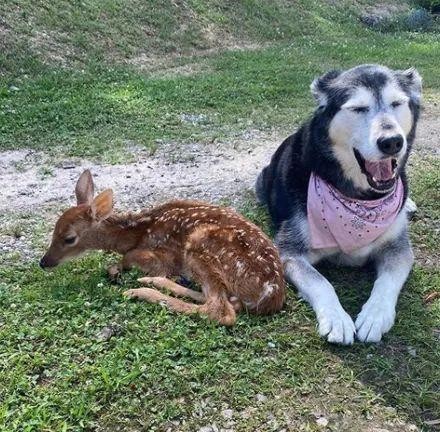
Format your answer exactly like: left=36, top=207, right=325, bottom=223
left=39, top=255, right=56, bottom=269
left=377, top=135, right=404, bottom=156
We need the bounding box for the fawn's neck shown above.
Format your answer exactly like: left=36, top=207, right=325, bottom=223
left=85, top=212, right=153, bottom=254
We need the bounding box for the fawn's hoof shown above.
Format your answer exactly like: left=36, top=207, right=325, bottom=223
left=229, top=296, right=243, bottom=313
left=123, top=287, right=164, bottom=302
left=123, top=289, right=135, bottom=298
left=107, top=265, right=121, bottom=283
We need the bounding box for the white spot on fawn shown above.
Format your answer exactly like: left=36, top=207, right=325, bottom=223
left=257, top=282, right=277, bottom=307
left=236, top=261, right=245, bottom=274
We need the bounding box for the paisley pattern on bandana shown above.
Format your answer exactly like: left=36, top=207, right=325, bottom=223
left=307, top=173, right=404, bottom=253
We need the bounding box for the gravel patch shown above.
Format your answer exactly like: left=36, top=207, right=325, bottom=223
left=0, top=130, right=282, bottom=212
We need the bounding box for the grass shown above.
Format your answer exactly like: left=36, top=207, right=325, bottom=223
left=0, top=0, right=439, bottom=431
left=1, top=1, right=440, bottom=161
left=1, top=161, right=439, bottom=431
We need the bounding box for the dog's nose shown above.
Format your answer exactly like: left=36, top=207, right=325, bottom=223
left=39, top=258, right=47, bottom=269
left=377, top=135, right=404, bottom=155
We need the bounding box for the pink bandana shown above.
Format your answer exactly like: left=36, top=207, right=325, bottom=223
left=307, top=173, right=404, bottom=253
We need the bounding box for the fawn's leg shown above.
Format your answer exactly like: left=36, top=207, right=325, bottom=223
left=138, top=276, right=240, bottom=311
left=129, top=276, right=236, bottom=326
left=126, top=226, right=238, bottom=326
left=108, top=248, right=178, bottom=280
left=181, top=226, right=239, bottom=326
left=124, top=287, right=201, bottom=315
left=199, top=289, right=237, bottom=326
left=187, top=255, right=237, bottom=326
left=137, top=276, right=205, bottom=303
left=228, top=296, right=243, bottom=313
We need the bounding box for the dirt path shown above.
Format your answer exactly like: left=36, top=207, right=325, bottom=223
left=0, top=130, right=283, bottom=212
left=0, top=105, right=438, bottom=213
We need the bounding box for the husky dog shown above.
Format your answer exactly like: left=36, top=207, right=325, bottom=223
left=256, top=64, right=421, bottom=344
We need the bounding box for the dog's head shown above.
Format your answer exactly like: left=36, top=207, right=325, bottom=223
left=311, top=64, right=422, bottom=194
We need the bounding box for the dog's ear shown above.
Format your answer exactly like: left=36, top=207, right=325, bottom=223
left=310, top=70, right=342, bottom=108
left=395, top=68, right=422, bottom=102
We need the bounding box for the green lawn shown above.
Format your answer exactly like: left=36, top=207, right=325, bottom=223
left=1, top=1, right=439, bottom=162
left=0, top=1, right=439, bottom=431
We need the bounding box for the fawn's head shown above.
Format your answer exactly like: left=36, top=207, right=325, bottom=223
left=40, top=170, right=114, bottom=269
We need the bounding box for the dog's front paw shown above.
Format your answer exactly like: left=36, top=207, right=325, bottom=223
left=355, top=300, right=395, bottom=343
left=316, top=304, right=356, bottom=345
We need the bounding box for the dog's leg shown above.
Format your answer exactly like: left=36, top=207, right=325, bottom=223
left=405, top=197, right=417, bottom=220
left=283, top=255, right=355, bottom=345
left=355, top=234, right=414, bottom=342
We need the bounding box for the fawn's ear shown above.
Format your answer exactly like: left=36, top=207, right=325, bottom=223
left=91, top=189, right=114, bottom=220
left=75, top=170, right=95, bottom=205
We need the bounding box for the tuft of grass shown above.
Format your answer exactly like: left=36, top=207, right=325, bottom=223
left=414, top=0, right=440, bottom=12
left=409, top=156, right=440, bottom=261
left=371, top=8, right=438, bottom=33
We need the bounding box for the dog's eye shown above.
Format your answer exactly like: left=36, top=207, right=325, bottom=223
left=64, top=236, right=77, bottom=245
left=352, top=106, right=369, bottom=113
left=391, top=101, right=402, bottom=108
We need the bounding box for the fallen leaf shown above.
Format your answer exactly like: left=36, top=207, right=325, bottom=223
left=424, top=291, right=440, bottom=304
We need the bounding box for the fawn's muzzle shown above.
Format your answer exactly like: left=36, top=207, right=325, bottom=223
left=39, top=255, right=58, bottom=269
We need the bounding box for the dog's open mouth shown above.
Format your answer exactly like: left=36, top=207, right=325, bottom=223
left=354, top=149, right=398, bottom=191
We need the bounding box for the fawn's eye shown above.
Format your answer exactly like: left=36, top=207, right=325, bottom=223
left=64, top=236, right=77, bottom=245
left=391, top=101, right=402, bottom=108
left=351, top=106, right=369, bottom=114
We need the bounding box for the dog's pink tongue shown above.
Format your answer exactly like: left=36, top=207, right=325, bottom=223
left=365, top=159, right=394, bottom=181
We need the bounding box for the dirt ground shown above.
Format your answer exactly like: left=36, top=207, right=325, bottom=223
left=0, top=129, right=282, bottom=212
left=0, top=104, right=438, bottom=214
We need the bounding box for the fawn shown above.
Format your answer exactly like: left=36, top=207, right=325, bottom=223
left=40, top=170, right=286, bottom=325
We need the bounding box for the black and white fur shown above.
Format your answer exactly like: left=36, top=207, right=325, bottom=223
left=256, top=64, right=422, bottom=344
